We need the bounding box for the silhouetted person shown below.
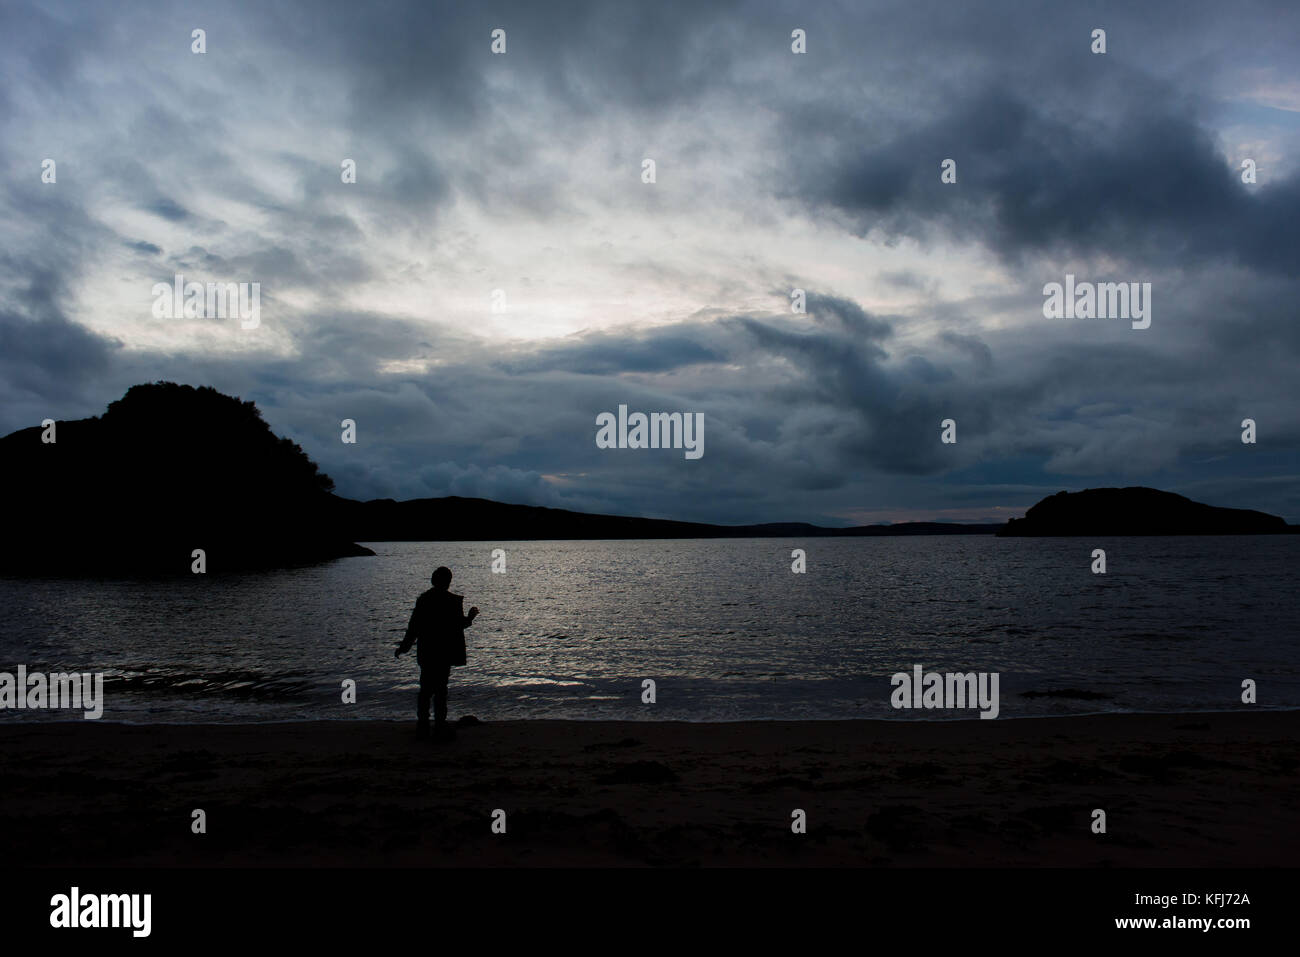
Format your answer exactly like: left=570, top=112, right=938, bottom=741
left=396, top=566, right=478, bottom=740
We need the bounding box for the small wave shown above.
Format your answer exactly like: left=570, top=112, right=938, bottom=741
left=103, top=668, right=317, bottom=701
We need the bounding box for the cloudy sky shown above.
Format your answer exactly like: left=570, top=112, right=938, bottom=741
left=2, top=0, right=1298, bottom=524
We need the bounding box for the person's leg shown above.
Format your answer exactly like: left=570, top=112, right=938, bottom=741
left=416, top=665, right=433, bottom=737
left=433, top=662, right=452, bottom=726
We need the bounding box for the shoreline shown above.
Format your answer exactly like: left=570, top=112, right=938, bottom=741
left=6, top=704, right=1300, bottom=726
left=2, top=711, right=1297, bottom=866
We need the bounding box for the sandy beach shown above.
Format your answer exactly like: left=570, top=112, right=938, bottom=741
left=2, top=712, right=1296, bottom=867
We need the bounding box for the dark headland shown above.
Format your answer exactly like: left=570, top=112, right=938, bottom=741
left=1, top=383, right=1293, bottom=574
left=0, top=383, right=374, bottom=574
left=997, top=487, right=1293, bottom=537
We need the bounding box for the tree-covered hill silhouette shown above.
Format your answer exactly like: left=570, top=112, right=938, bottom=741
left=0, top=382, right=371, bottom=574
left=997, top=487, right=1290, bottom=536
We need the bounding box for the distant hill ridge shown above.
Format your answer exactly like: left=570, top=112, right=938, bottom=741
left=0, top=384, right=1291, bottom=574
left=327, top=495, right=1001, bottom=542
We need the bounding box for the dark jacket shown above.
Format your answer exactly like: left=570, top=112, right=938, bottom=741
left=398, top=588, right=471, bottom=666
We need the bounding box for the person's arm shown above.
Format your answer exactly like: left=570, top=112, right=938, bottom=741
left=463, top=606, right=479, bottom=628
left=396, top=599, right=424, bottom=656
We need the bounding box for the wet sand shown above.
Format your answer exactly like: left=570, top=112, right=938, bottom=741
left=1, top=712, right=1296, bottom=866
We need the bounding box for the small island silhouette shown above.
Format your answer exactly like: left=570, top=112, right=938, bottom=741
left=997, top=487, right=1291, bottom=537
left=0, top=384, right=1291, bottom=575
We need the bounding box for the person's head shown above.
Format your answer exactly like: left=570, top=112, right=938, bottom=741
left=431, top=566, right=453, bottom=590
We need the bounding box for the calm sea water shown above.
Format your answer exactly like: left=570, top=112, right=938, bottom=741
left=1, top=537, right=1296, bottom=723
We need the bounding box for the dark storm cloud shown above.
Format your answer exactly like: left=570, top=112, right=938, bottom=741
left=938, top=332, right=993, bottom=371
left=800, top=87, right=1300, bottom=276
left=285, top=0, right=748, bottom=123
left=144, top=198, right=191, bottom=222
